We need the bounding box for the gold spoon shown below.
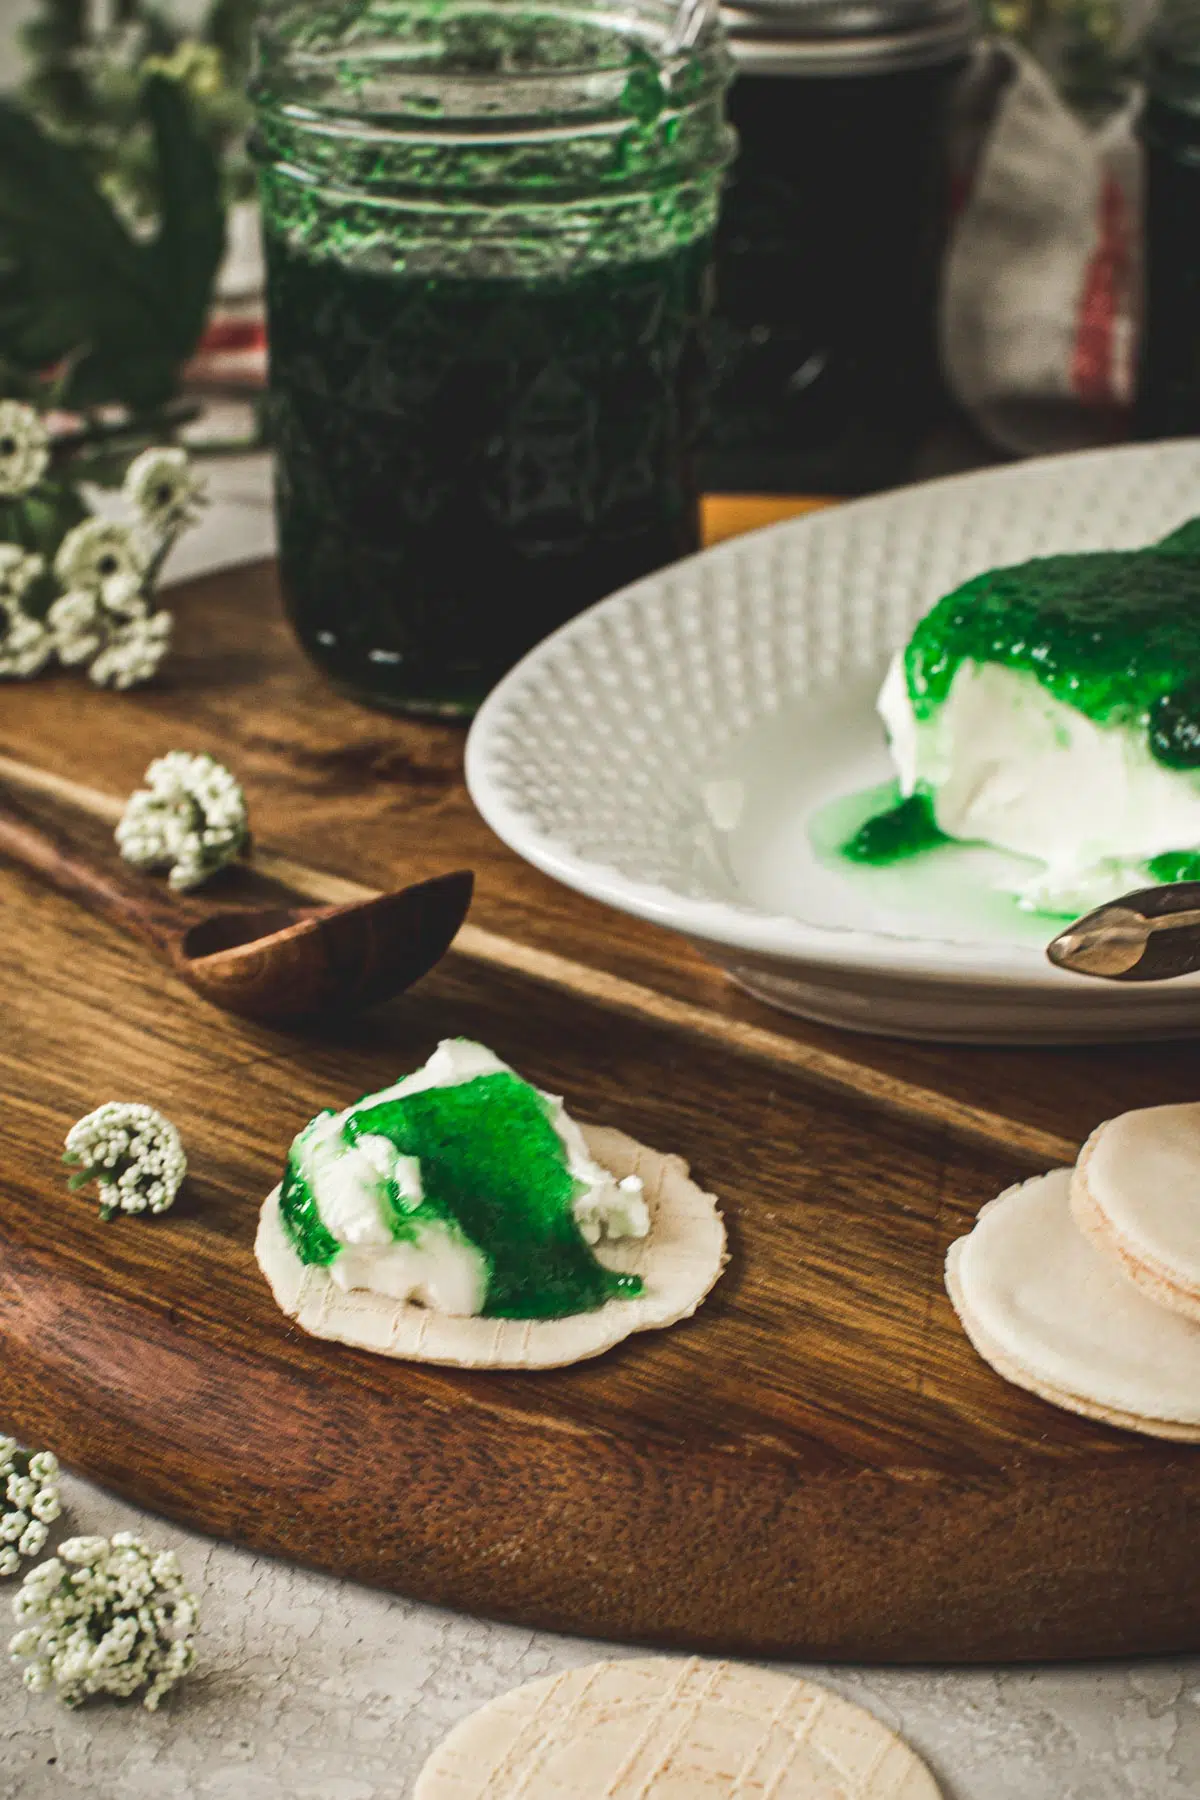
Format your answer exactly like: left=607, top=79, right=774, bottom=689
left=1047, top=884, right=1200, bottom=983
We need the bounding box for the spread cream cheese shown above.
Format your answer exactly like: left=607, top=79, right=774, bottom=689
left=289, top=1041, right=649, bottom=1315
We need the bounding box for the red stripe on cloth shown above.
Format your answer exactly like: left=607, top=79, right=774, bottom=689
left=197, top=317, right=267, bottom=353
left=1071, top=175, right=1131, bottom=407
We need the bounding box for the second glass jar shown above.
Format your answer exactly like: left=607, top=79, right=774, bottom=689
left=251, top=0, right=734, bottom=716
left=1137, top=0, right=1200, bottom=439
left=703, top=0, right=974, bottom=496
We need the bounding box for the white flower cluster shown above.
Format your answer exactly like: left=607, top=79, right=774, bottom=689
left=0, top=545, right=53, bottom=679
left=116, top=751, right=249, bottom=892
left=0, top=1442, right=61, bottom=1580
left=0, top=400, right=49, bottom=497
left=123, top=446, right=206, bottom=535
left=46, top=454, right=184, bottom=690
left=0, top=423, right=205, bottom=690
left=64, top=1103, right=187, bottom=1221
left=9, top=1533, right=197, bottom=1710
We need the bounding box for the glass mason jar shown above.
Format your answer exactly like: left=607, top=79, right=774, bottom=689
left=1137, top=0, right=1200, bottom=439
left=250, top=0, right=734, bottom=717
left=701, top=0, right=974, bottom=496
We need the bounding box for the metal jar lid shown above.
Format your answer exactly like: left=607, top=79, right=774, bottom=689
left=720, top=0, right=978, bottom=74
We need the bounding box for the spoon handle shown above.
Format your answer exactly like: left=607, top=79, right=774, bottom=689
left=0, top=793, right=194, bottom=959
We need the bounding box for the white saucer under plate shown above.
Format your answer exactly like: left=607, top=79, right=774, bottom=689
left=466, top=441, right=1200, bottom=1044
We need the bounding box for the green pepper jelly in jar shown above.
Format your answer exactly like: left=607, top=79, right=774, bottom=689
left=251, top=0, right=734, bottom=716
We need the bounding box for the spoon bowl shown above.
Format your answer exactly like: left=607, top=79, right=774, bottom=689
left=176, top=873, right=474, bottom=1023
left=1047, top=883, right=1200, bottom=983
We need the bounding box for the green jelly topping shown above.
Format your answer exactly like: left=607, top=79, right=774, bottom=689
left=279, top=1119, right=341, bottom=1267
left=1149, top=679, right=1200, bottom=769
left=841, top=792, right=948, bottom=865
left=1148, top=849, right=1200, bottom=884
left=903, top=518, right=1200, bottom=766
left=279, top=1072, right=643, bottom=1321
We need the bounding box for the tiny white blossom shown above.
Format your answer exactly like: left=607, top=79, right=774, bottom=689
left=0, top=401, right=49, bottom=497
left=0, top=608, right=53, bottom=679
left=54, top=519, right=145, bottom=599
left=64, top=1103, right=187, bottom=1220
left=47, top=589, right=105, bottom=667
left=115, top=750, right=248, bottom=890
left=47, top=529, right=164, bottom=688
left=96, top=571, right=147, bottom=622
left=0, top=544, right=43, bottom=607
left=87, top=611, right=171, bottom=690
left=9, top=1532, right=197, bottom=1709
left=123, top=448, right=205, bottom=534
left=18, top=1522, right=47, bottom=1559
left=0, top=544, right=52, bottom=679
left=0, top=1441, right=60, bottom=1579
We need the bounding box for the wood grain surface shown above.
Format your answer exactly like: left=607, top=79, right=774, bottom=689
left=0, top=559, right=1198, bottom=1663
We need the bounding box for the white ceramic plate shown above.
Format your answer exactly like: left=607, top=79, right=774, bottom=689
left=466, top=442, right=1200, bottom=1043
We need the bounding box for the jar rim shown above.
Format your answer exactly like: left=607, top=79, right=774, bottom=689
left=719, top=0, right=974, bottom=72
left=253, top=0, right=731, bottom=129
left=250, top=0, right=734, bottom=277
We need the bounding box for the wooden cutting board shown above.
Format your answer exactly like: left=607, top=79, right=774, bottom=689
left=1, top=559, right=1199, bottom=1665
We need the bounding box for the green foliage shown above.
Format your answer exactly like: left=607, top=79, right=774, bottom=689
left=0, top=486, right=87, bottom=577
left=19, top=0, right=258, bottom=216
left=984, top=0, right=1144, bottom=117
left=0, top=74, right=225, bottom=413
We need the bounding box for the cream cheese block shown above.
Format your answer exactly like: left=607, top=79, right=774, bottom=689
left=879, top=655, right=1200, bottom=912
left=861, top=517, right=1200, bottom=911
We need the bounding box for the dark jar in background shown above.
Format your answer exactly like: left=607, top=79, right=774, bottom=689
left=702, top=0, right=975, bottom=496
left=250, top=1, right=733, bottom=717
left=1137, top=1, right=1200, bottom=439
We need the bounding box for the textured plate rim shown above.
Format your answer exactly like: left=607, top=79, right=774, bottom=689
left=466, top=441, right=1200, bottom=991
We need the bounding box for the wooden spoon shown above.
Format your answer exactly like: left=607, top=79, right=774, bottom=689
left=0, top=793, right=473, bottom=1025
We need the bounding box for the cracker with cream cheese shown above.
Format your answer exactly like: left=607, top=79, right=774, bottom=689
left=256, top=1123, right=726, bottom=1369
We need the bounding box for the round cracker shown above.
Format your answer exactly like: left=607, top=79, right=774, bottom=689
left=1072, top=1105, right=1200, bottom=1324
left=414, top=1656, right=941, bottom=1800
left=255, top=1124, right=726, bottom=1369
left=945, top=1169, right=1200, bottom=1441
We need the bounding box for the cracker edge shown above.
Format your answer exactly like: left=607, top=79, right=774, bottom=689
left=945, top=1234, right=1200, bottom=1444
left=255, top=1124, right=727, bottom=1370
left=1071, top=1123, right=1200, bottom=1326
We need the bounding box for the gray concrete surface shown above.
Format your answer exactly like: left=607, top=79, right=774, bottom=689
left=0, top=1468, right=1197, bottom=1799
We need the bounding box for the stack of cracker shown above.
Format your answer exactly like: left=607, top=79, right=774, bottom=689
left=946, top=1102, right=1200, bottom=1441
